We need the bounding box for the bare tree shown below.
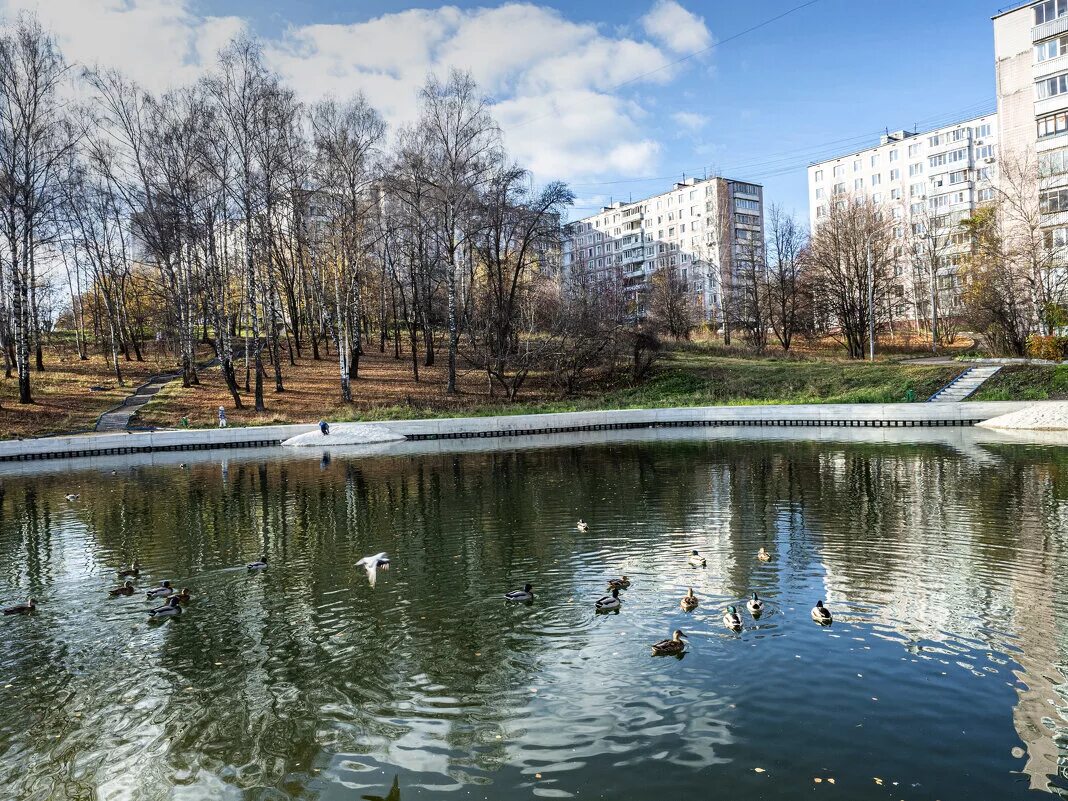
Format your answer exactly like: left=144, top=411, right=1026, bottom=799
left=765, top=205, right=810, bottom=352
left=646, top=267, right=697, bottom=341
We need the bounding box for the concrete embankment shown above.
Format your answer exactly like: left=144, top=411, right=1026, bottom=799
left=0, top=400, right=1038, bottom=462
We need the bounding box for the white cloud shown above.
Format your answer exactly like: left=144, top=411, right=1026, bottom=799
left=672, top=111, right=708, bottom=131
left=0, top=0, right=715, bottom=183
left=640, top=0, right=712, bottom=55
left=0, top=0, right=244, bottom=91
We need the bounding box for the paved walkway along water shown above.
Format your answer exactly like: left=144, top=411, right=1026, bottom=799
left=928, top=366, right=1002, bottom=403
left=3, top=400, right=1042, bottom=463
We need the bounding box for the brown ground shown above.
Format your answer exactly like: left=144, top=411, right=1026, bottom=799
left=0, top=346, right=169, bottom=439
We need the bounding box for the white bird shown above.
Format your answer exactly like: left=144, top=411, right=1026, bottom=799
left=811, top=599, right=833, bottom=624
left=65, top=494, right=80, bottom=501
left=356, top=552, right=390, bottom=570
left=688, top=549, right=706, bottom=568
left=576, top=519, right=589, bottom=532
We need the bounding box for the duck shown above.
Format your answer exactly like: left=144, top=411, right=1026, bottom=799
left=148, top=596, right=182, bottom=617
left=146, top=580, right=173, bottom=599
left=723, top=605, right=743, bottom=631
left=576, top=519, right=589, bottom=532
left=595, top=587, right=622, bottom=612
left=606, top=576, right=631, bottom=591
left=680, top=587, right=699, bottom=611
left=246, top=556, right=268, bottom=570
left=174, top=588, right=192, bottom=604
left=109, top=580, right=136, bottom=597
left=747, top=593, right=764, bottom=616
left=651, top=629, right=687, bottom=656
left=811, top=599, right=833, bottom=624
left=117, top=561, right=140, bottom=578
left=688, top=549, right=706, bottom=568
left=757, top=547, right=771, bottom=562
left=356, top=552, right=390, bottom=571
left=64, top=493, right=80, bottom=501
left=2, top=597, right=35, bottom=615
left=504, top=583, right=534, bottom=602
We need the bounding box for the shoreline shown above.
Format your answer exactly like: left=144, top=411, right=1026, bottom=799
left=0, top=400, right=1038, bottom=462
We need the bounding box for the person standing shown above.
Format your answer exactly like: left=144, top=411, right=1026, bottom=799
left=218, top=406, right=228, bottom=428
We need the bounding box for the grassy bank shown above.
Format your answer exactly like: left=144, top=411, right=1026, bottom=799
left=970, top=364, right=1068, bottom=401
left=136, top=347, right=962, bottom=430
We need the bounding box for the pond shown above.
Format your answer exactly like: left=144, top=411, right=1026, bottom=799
left=0, top=430, right=1066, bottom=800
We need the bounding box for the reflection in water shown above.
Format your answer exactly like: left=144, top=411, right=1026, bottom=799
left=0, top=437, right=1066, bottom=799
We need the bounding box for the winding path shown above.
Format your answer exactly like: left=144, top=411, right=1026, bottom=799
left=94, top=371, right=184, bottom=432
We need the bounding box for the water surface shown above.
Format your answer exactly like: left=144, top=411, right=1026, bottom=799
left=0, top=432, right=1066, bottom=800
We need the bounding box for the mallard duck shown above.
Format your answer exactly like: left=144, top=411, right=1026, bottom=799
left=146, top=580, right=173, bottom=599
left=64, top=493, right=80, bottom=501
left=2, top=597, right=35, bottom=615
left=246, top=556, right=268, bottom=570
left=148, top=596, right=182, bottom=617
left=595, top=587, right=622, bottom=612
left=723, top=605, right=743, bottom=631
left=757, top=547, right=771, bottom=562
left=117, top=561, right=140, bottom=578
left=811, top=599, right=832, bottom=624
left=356, top=552, right=389, bottom=570
left=606, top=576, right=630, bottom=590
left=747, top=593, right=764, bottom=616
left=504, top=583, right=534, bottom=602
left=174, top=588, right=192, bottom=603
left=651, top=629, right=687, bottom=656
left=688, top=549, right=706, bottom=568
left=109, top=580, right=136, bottom=597
left=680, top=587, right=699, bottom=611
left=576, top=519, right=589, bottom=532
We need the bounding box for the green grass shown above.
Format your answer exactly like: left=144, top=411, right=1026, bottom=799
left=971, top=365, right=1068, bottom=401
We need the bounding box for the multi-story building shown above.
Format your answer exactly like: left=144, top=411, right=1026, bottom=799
left=562, top=176, right=764, bottom=323
left=807, top=114, right=999, bottom=320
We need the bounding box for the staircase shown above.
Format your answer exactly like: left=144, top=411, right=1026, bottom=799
left=927, top=366, right=1001, bottom=403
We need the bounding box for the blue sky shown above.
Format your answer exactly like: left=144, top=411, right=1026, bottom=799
left=11, top=0, right=1003, bottom=222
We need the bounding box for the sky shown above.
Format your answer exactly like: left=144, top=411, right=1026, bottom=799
left=1, top=0, right=1005, bottom=222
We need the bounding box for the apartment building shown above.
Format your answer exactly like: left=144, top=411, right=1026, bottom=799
left=996, top=2, right=1068, bottom=234
left=807, top=114, right=998, bottom=320
left=562, top=176, right=764, bottom=322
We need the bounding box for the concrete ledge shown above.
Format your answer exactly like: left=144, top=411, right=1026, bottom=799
left=0, top=401, right=1040, bottom=462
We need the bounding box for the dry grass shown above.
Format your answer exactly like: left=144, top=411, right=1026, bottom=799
left=0, top=346, right=168, bottom=439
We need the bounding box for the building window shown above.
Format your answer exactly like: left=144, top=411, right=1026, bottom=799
left=949, top=170, right=968, bottom=184
left=1035, top=0, right=1068, bottom=26
left=871, top=174, right=881, bottom=186
left=833, top=165, right=845, bottom=178
left=1038, top=110, right=1068, bottom=138
left=814, top=169, right=823, bottom=182
left=870, top=155, right=879, bottom=168
left=890, top=150, right=899, bottom=162
left=929, top=134, right=941, bottom=147
left=1037, top=71, right=1068, bottom=100
left=1041, top=146, right=1068, bottom=176
left=873, top=192, right=883, bottom=204
left=815, top=187, right=825, bottom=199
left=1037, top=36, right=1068, bottom=63
left=734, top=182, right=760, bottom=196
left=735, top=198, right=760, bottom=211
left=978, top=188, right=995, bottom=203
left=833, top=182, right=846, bottom=195
left=908, top=144, right=921, bottom=157
left=910, top=182, right=924, bottom=197
left=1040, top=187, right=1068, bottom=213
left=974, top=123, right=992, bottom=138
left=855, top=178, right=864, bottom=191
left=853, top=159, right=861, bottom=172
left=891, top=188, right=901, bottom=200
left=976, top=144, right=995, bottom=160
left=910, top=163, right=924, bottom=176
left=890, top=168, right=900, bottom=181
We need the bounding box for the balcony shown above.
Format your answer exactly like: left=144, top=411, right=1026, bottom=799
left=1035, top=16, right=1068, bottom=42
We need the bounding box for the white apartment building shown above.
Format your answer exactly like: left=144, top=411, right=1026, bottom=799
left=996, top=2, right=1068, bottom=244
left=562, top=176, right=764, bottom=323
left=807, top=114, right=998, bottom=319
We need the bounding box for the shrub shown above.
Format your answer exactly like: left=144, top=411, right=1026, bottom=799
left=1026, top=335, right=1068, bottom=361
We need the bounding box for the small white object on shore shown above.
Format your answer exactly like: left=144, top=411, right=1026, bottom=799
left=282, top=423, right=406, bottom=448
left=976, top=402, right=1068, bottom=431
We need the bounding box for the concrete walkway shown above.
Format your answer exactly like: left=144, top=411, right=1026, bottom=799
left=95, top=372, right=181, bottom=432
left=2, top=400, right=1038, bottom=463
left=928, top=366, right=1002, bottom=403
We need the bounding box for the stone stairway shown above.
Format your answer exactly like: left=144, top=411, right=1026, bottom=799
left=927, top=366, right=1002, bottom=403
left=95, top=372, right=182, bottom=432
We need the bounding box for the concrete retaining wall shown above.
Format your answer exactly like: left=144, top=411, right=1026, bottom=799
left=0, top=401, right=1038, bottom=462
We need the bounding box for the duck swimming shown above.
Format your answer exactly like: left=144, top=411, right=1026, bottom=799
left=576, top=519, right=589, bottom=532
left=688, top=550, right=706, bottom=568
left=65, top=494, right=79, bottom=501
left=109, top=580, right=136, bottom=597
left=757, top=547, right=771, bottom=562
left=680, top=587, right=699, bottom=611
left=2, top=598, right=35, bottom=615
left=747, top=593, right=764, bottom=616
left=651, top=629, right=687, bottom=656
left=146, top=581, right=173, bottom=599
left=723, top=605, right=743, bottom=631
left=247, top=556, right=268, bottom=570
left=504, top=583, right=534, bottom=602
left=117, top=561, right=140, bottom=578
left=148, top=597, right=182, bottom=617
left=606, top=576, right=630, bottom=590
left=595, top=587, right=622, bottom=612
left=174, top=588, right=192, bottom=603
left=811, top=599, right=832, bottom=624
